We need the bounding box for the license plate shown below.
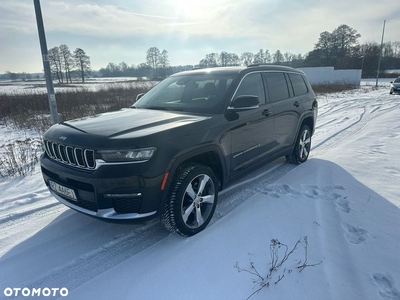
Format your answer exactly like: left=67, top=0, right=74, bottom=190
left=49, top=180, right=77, bottom=201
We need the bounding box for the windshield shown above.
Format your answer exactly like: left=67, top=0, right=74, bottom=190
left=395, top=77, right=400, bottom=83
left=134, top=73, right=236, bottom=114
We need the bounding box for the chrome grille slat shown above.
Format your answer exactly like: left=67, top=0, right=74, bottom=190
left=55, top=144, right=62, bottom=160
left=85, top=149, right=95, bottom=169
left=59, top=145, right=68, bottom=162
left=44, top=141, right=52, bottom=157
left=75, top=148, right=85, bottom=167
left=48, top=141, right=55, bottom=157
left=43, top=140, right=96, bottom=170
left=66, top=146, right=75, bottom=164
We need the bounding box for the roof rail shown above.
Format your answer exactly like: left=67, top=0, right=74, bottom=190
left=247, top=63, right=271, bottom=67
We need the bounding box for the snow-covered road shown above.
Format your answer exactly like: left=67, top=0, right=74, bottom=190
left=1, top=85, right=400, bottom=300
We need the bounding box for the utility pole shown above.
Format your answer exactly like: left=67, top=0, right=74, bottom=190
left=375, top=20, right=386, bottom=88
left=33, top=0, right=59, bottom=124
left=360, top=56, right=365, bottom=78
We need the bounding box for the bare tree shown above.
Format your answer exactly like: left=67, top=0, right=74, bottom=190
left=265, top=50, right=272, bottom=63
left=73, top=48, right=91, bottom=83
left=60, top=44, right=73, bottom=83
left=240, top=52, right=254, bottom=66
left=228, top=53, right=240, bottom=66
left=284, top=52, right=293, bottom=63
left=146, top=47, right=161, bottom=78
left=159, top=49, right=170, bottom=78
left=219, top=51, right=230, bottom=66
left=253, top=49, right=265, bottom=64
left=48, top=47, right=63, bottom=83
left=199, top=53, right=218, bottom=67
left=273, top=50, right=284, bottom=64
left=119, top=62, right=128, bottom=72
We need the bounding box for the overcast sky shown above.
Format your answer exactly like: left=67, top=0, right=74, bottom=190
left=1, top=0, right=399, bottom=73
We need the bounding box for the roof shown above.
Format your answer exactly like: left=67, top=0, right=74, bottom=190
left=172, top=65, right=303, bottom=77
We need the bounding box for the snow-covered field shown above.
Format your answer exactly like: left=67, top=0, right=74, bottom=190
left=0, top=77, right=153, bottom=94
left=1, top=86, right=400, bottom=300
left=0, top=78, right=394, bottom=95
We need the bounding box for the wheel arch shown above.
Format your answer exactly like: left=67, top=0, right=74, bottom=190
left=301, top=115, right=315, bottom=136
left=158, top=145, right=228, bottom=212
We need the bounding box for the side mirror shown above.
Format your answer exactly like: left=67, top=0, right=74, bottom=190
left=136, top=93, right=145, bottom=101
left=229, top=95, right=259, bottom=111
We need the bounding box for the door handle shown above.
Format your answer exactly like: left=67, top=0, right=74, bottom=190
left=262, top=109, right=270, bottom=116
left=293, top=101, right=300, bottom=107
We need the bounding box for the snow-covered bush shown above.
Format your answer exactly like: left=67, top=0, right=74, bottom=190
left=0, top=138, right=42, bottom=178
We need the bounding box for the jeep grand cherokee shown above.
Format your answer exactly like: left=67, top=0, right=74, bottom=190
left=40, top=65, right=318, bottom=236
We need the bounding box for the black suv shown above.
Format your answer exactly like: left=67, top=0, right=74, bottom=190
left=40, top=65, right=317, bottom=236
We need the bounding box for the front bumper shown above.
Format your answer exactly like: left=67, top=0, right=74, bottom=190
left=49, top=190, right=157, bottom=220
left=41, top=154, right=165, bottom=220
left=391, top=88, right=400, bottom=94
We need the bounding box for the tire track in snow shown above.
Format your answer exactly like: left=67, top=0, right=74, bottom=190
left=312, top=106, right=368, bottom=154
left=11, top=162, right=296, bottom=299
left=313, top=95, right=400, bottom=156
left=0, top=202, right=65, bottom=230
left=312, top=88, right=400, bottom=156
left=12, top=220, right=168, bottom=300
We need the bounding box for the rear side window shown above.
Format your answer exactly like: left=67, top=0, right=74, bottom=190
left=288, top=73, right=308, bottom=96
left=263, top=72, right=289, bottom=103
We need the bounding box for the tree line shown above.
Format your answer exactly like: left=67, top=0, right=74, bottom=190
left=1, top=45, right=91, bottom=83
left=98, top=25, right=400, bottom=79
left=2, top=24, right=400, bottom=81
left=197, top=50, right=304, bottom=68
left=98, top=47, right=171, bottom=79
left=305, top=24, right=400, bottom=77
left=196, top=25, right=400, bottom=77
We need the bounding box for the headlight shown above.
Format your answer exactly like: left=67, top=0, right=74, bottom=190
left=98, top=147, right=156, bottom=162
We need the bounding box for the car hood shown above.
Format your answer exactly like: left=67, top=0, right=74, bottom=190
left=45, top=108, right=211, bottom=144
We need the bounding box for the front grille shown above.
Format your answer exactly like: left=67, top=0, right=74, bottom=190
left=44, top=139, right=96, bottom=170
left=113, top=198, right=142, bottom=214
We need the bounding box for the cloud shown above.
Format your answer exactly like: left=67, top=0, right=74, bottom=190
left=1, top=0, right=399, bottom=72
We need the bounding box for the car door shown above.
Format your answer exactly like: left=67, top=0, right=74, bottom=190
left=227, top=72, right=275, bottom=174
left=263, top=72, right=303, bottom=150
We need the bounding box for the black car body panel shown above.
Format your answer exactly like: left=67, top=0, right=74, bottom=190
left=40, top=65, right=317, bottom=226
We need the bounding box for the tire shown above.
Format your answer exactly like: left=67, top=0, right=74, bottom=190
left=286, top=125, right=312, bottom=164
left=390, top=89, right=393, bottom=95
left=161, top=163, right=218, bottom=236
